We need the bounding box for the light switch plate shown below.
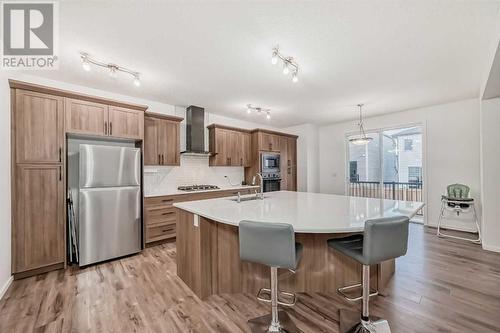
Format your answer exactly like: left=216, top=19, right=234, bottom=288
left=193, top=214, right=199, bottom=227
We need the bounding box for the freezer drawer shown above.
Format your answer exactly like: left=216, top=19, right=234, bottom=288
left=80, top=144, right=141, bottom=188
left=79, top=186, right=141, bottom=266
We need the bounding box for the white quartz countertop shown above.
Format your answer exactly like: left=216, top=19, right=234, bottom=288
left=174, top=191, right=425, bottom=233
left=144, top=185, right=260, bottom=198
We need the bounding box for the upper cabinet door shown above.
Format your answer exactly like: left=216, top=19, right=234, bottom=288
left=144, top=116, right=160, bottom=165
left=229, top=130, right=242, bottom=166
left=15, top=90, right=63, bottom=164
left=65, top=98, right=108, bottom=136
left=241, top=132, right=251, bottom=167
left=108, top=106, right=144, bottom=140
left=159, top=120, right=180, bottom=166
left=259, top=133, right=280, bottom=152
left=210, top=128, right=229, bottom=166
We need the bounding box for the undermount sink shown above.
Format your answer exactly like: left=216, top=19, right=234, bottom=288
left=229, top=195, right=267, bottom=202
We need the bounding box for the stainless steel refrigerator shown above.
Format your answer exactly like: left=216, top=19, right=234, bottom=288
left=78, top=144, right=142, bottom=266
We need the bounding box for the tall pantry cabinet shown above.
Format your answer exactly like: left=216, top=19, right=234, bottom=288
left=11, top=89, right=66, bottom=278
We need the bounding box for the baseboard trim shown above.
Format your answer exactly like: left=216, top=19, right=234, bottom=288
left=0, top=276, right=13, bottom=301
left=482, top=243, right=500, bottom=253
left=426, top=224, right=478, bottom=233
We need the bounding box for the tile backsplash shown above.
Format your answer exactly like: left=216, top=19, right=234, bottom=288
left=144, top=155, right=245, bottom=194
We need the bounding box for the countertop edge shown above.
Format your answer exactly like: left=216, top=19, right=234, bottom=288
left=144, top=185, right=260, bottom=198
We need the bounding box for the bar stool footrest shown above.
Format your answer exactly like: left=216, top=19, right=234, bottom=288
left=257, top=288, right=297, bottom=307
left=337, top=283, right=378, bottom=302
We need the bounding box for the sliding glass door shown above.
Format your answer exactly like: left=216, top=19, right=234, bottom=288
left=347, top=125, right=424, bottom=216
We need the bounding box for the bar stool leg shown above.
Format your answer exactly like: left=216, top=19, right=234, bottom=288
left=247, top=267, right=300, bottom=333
left=339, top=266, right=391, bottom=333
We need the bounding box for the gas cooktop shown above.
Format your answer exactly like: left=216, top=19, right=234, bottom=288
left=177, top=185, right=221, bottom=192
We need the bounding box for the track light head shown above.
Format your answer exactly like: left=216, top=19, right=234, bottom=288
left=133, top=75, right=141, bottom=87
left=282, top=61, right=290, bottom=75
left=292, top=71, right=298, bottom=83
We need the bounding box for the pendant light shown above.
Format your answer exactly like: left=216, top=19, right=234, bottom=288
left=349, top=104, right=373, bottom=145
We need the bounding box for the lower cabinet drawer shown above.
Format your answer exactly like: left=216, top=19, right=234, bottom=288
left=145, top=207, right=177, bottom=225
left=146, top=222, right=176, bottom=243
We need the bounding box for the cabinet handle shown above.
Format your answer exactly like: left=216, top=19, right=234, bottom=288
left=161, top=154, right=164, bottom=165
left=240, top=158, right=243, bottom=166
left=161, top=212, right=174, bottom=215
left=104, top=122, right=108, bottom=135
left=161, top=199, right=173, bottom=203
left=110, top=122, right=112, bottom=135
left=59, top=147, right=62, bottom=163
left=59, top=166, right=62, bottom=181
left=158, top=154, right=161, bottom=165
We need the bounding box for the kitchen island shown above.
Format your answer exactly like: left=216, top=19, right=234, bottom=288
left=174, top=191, right=424, bottom=299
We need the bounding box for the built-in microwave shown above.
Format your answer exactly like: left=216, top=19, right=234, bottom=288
left=261, top=153, right=280, bottom=173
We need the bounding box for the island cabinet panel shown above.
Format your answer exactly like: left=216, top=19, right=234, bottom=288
left=13, top=164, right=65, bottom=275
left=108, top=106, right=144, bottom=140
left=65, top=98, right=108, bottom=136
left=144, top=114, right=182, bottom=166
left=15, top=90, right=64, bottom=164
left=208, top=125, right=251, bottom=167
left=176, top=213, right=388, bottom=300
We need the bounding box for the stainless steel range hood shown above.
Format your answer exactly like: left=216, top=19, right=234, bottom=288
left=181, top=105, right=211, bottom=156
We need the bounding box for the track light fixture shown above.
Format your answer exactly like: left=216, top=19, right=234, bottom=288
left=271, top=45, right=299, bottom=83
left=246, top=104, right=271, bottom=120
left=80, top=52, right=141, bottom=87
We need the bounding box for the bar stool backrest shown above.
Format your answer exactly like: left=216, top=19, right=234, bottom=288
left=363, top=216, right=410, bottom=265
left=239, top=221, right=297, bottom=270
left=447, top=183, right=470, bottom=199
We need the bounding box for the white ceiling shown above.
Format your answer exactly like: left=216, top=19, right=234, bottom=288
left=27, top=0, right=500, bottom=127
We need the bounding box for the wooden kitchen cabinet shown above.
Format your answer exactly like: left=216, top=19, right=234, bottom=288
left=259, top=132, right=280, bottom=152
left=65, top=100, right=144, bottom=140
left=108, top=106, right=144, bottom=140
left=10, top=79, right=149, bottom=279
left=241, top=132, right=251, bottom=167
left=13, top=165, right=65, bottom=275
left=65, top=98, right=108, bottom=136
left=144, top=188, right=256, bottom=244
left=15, top=90, right=64, bottom=164
left=144, top=113, right=182, bottom=166
left=208, top=125, right=251, bottom=167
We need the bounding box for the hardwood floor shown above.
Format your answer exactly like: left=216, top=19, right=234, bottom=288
left=1, top=224, right=499, bottom=333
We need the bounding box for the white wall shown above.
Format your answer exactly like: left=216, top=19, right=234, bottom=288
left=0, top=72, right=12, bottom=298
left=284, top=124, right=320, bottom=193
left=480, top=97, right=500, bottom=252
left=319, top=99, right=481, bottom=231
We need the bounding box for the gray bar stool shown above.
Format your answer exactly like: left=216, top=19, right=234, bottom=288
left=239, top=221, right=303, bottom=333
left=328, top=216, right=410, bottom=333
